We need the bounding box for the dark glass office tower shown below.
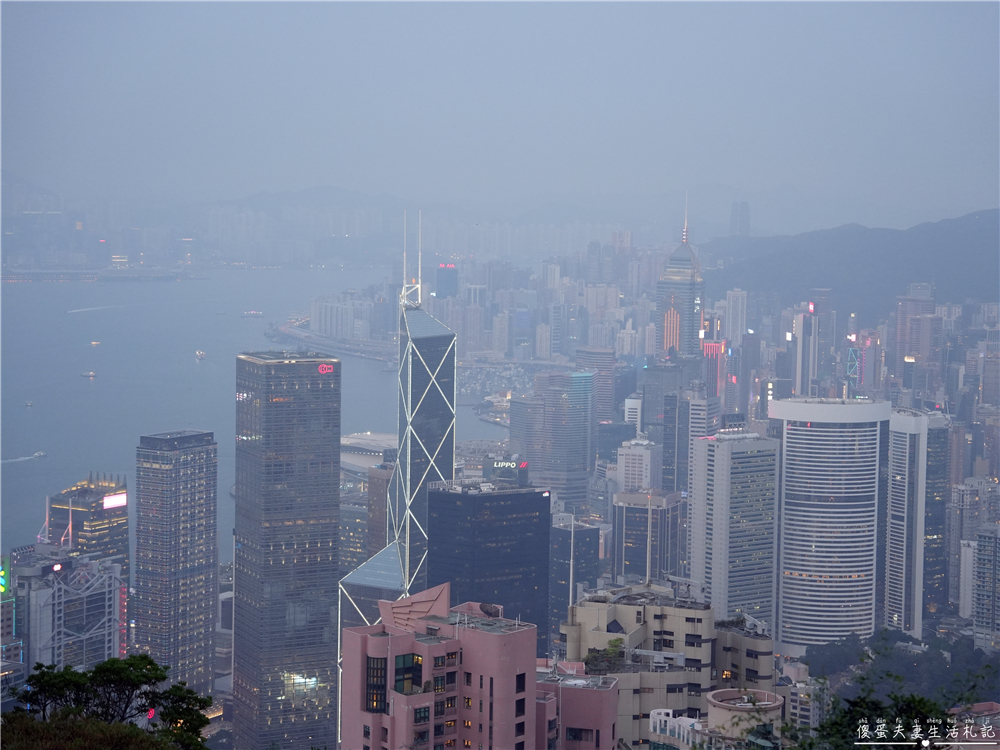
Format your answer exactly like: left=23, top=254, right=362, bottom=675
left=548, top=520, right=600, bottom=658
left=232, top=352, right=340, bottom=750
left=387, top=306, right=457, bottom=595
left=134, top=430, right=217, bottom=695
left=427, top=479, right=550, bottom=656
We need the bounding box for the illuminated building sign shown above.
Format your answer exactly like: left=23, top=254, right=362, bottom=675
left=808, top=302, right=815, bottom=313
left=103, top=491, right=127, bottom=509
left=494, top=461, right=518, bottom=469
left=317, top=364, right=335, bottom=374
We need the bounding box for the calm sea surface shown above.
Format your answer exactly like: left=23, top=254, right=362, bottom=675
left=1, top=267, right=505, bottom=561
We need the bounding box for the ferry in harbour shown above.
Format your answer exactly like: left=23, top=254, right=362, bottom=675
left=242, top=310, right=264, bottom=318
left=81, top=371, right=96, bottom=378
left=196, top=350, right=206, bottom=360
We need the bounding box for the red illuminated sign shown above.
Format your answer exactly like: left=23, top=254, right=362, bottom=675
left=317, top=364, right=334, bottom=374
left=808, top=302, right=815, bottom=313
left=519, top=461, right=528, bottom=469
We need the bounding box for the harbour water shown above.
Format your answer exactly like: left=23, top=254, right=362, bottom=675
left=1, top=267, right=506, bottom=561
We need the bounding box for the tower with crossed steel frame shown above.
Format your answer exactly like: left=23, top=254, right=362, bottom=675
left=337, top=212, right=456, bottom=740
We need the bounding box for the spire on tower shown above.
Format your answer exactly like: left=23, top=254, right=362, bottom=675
left=682, top=193, right=689, bottom=244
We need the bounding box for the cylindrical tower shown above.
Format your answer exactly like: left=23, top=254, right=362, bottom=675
left=769, top=398, right=890, bottom=656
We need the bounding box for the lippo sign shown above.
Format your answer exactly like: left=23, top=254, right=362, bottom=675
left=317, top=364, right=335, bottom=374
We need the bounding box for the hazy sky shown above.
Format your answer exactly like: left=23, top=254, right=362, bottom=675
left=3, top=2, right=998, bottom=233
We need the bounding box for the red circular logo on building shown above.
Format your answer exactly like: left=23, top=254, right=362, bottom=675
left=317, top=364, right=334, bottom=374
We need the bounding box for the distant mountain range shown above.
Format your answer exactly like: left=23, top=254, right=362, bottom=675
left=701, top=209, right=999, bottom=328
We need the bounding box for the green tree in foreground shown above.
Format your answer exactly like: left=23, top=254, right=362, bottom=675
left=4, top=656, right=212, bottom=750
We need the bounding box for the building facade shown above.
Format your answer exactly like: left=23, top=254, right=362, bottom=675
left=769, top=398, right=890, bottom=657
left=561, top=583, right=774, bottom=747
left=973, top=525, right=1000, bottom=653
left=232, top=352, right=341, bottom=750
left=427, top=479, right=551, bottom=656
left=13, top=546, right=126, bottom=670
left=387, top=305, right=458, bottom=595
left=611, top=491, right=685, bottom=585
left=689, top=431, right=778, bottom=629
left=133, top=430, right=218, bottom=695
left=44, top=475, right=129, bottom=583
left=533, top=370, right=597, bottom=515
left=655, top=233, right=704, bottom=357
left=341, top=583, right=618, bottom=750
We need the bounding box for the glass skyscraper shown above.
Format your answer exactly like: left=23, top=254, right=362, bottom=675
left=655, top=229, right=704, bottom=357
left=387, top=306, right=457, bottom=595
left=134, top=430, right=218, bottom=695
left=232, top=352, right=340, bottom=750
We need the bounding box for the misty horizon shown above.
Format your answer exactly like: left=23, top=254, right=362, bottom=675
left=2, top=2, right=998, bottom=238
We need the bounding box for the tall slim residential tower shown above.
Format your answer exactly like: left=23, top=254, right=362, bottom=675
left=232, top=352, right=340, bottom=750
left=134, top=431, right=218, bottom=695
left=725, top=289, right=748, bottom=345
left=885, top=410, right=950, bottom=636
left=769, top=398, right=890, bottom=658
left=45, top=476, right=129, bottom=583
left=689, top=431, right=779, bottom=629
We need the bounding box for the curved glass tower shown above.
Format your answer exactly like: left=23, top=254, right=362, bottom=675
left=769, top=398, right=890, bottom=657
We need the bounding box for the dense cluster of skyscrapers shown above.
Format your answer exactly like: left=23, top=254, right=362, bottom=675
left=2, top=214, right=998, bottom=750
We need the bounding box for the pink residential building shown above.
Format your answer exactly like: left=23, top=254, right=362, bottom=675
left=341, top=583, right=618, bottom=750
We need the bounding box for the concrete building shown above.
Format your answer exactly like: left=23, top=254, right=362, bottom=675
left=340, top=583, right=619, bottom=750
left=561, top=583, right=774, bottom=747
left=625, top=393, right=643, bottom=436
left=617, top=438, right=663, bottom=493
left=689, top=431, right=778, bottom=629
left=725, top=289, right=747, bottom=345
left=947, top=477, right=999, bottom=607
left=232, top=352, right=341, bottom=750
left=13, top=546, right=126, bottom=670
left=885, top=411, right=926, bottom=637
left=973, top=525, right=1000, bottom=653
left=769, top=399, right=891, bottom=657
left=133, top=430, right=218, bottom=695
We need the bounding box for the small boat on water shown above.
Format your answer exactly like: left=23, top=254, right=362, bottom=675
left=81, top=371, right=96, bottom=378
left=242, top=310, right=264, bottom=318
left=196, top=350, right=206, bottom=360
left=91, top=341, right=100, bottom=346
left=26, top=401, right=33, bottom=407
left=34, top=452, right=46, bottom=458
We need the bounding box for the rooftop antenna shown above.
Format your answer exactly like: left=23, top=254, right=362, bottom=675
left=401, top=210, right=421, bottom=308
left=682, top=193, right=689, bottom=244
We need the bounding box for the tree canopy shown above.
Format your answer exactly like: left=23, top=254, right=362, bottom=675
left=5, top=656, right=213, bottom=750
